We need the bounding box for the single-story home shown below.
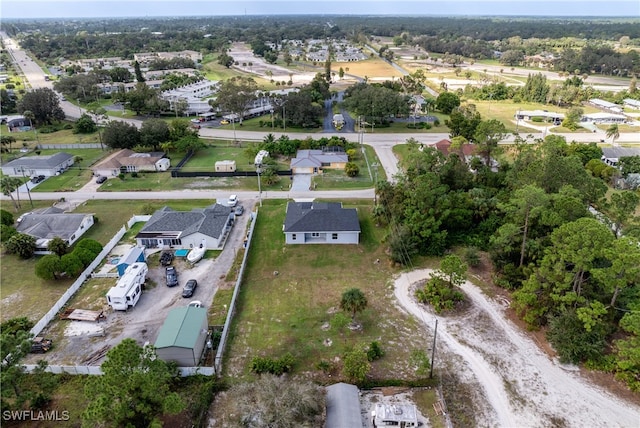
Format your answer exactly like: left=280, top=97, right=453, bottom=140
left=1, top=152, right=75, bottom=178
left=589, top=98, right=623, bottom=113
left=214, top=160, right=236, bottom=172
left=135, top=204, right=233, bottom=250
left=116, top=246, right=146, bottom=277
left=155, top=306, right=209, bottom=367
left=601, top=147, right=640, bottom=167
left=283, top=201, right=360, bottom=244
left=623, top=98, right=640, bottom=110
left=16, top=207, right=94, bottom=253
left=515, top=110, right=564, bottom=123
left=290, top=149, right=348, bottom=174
left=91, top=149, right=169, bottom=177
left=325, top=383, right=362, bottom=428
left=581, top=112, right=627, bottom=124
left=6, top=115, right=32, bottom=132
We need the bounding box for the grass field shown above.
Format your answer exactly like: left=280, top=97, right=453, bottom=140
left=332, top=58, right=404, bottom=79
left=223, top=199, right=430, bottom=383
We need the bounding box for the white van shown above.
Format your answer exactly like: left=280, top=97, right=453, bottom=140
left=228, top=194, right=238, bottom=207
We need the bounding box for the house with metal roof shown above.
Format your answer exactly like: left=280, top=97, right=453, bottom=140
left=290, top=149, right=348, bottom=174
left=16, top=207, right=94, bottom=253
left=155, top=306, right=209, bottom=367
left=135, top=204, right=233, bottom=250
left=372, top=403, right=418, bottom=427
left=581, top=112, right=627, bottom=124
left=325, top=383, right=362, bottom=428
left=1, top=152, right=74, bottom=177
left=588, top=98, right=623, bottom=113
left=283, top=202, right=360, bottom=244
left=623, top=98, right=640, bottom=110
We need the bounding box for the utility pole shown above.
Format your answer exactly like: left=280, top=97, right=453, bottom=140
left=430, top=318, right=438, bottom=379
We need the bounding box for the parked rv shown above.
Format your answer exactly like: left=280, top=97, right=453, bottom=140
left=106, top=262, right=148, bottom=311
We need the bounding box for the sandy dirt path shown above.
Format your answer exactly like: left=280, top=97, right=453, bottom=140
left=394, top=269, right=640, bottom=428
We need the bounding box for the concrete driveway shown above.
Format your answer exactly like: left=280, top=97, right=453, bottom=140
left=291, top=173, right=311, bottom=191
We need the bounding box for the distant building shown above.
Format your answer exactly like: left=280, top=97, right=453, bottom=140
left=588, top=98, right=623, bottom=113
left=91, top=149, right=169, bottom=177
left=623, top=98, right=640, bottom=110
left=1, top=152, right=74, bottom=177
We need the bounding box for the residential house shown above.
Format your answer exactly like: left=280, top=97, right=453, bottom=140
left=515, top=110, right=564, bottom=124
left=581, top=112, right=627, bottom=124
left=1, top=152, right=74, bottom=177
left=155, top=306, right=209, bottom=367
left=135, top=204, right=233, bottom=250
left=6, top=115, right=32, bottom=132
left=16, top=207, right=94, bottom=253
left=623, top=98, right=640, bottom=110
left=91, top=149, right=169, bottom=177
left=588, top=98, right=623, bottom=113
left=283, top=201, right=360, bottom=244
left=290, top=149, right=348, bottom=174
left=601, top=147, right=640, bottom=167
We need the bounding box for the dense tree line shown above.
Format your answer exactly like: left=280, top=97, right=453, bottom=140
left=375, top=132, right=640, bottom=389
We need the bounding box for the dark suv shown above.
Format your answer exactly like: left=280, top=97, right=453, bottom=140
left=166, top=266, right=178, bottom=287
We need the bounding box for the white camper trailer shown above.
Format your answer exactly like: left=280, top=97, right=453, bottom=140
left=106, top=262, right=148, bottom=311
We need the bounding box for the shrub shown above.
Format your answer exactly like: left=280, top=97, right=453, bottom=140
left=131, top=172, right=138, bottom=178
left=250, top=353, right=295, bottom=375
left=1, top=209, right=14, bottom=226
left=367, top=341, right=384, bottom=362
left=415, top=277, right=464, bottom=313
left=0, top=224, right=17, bottom=243
left=464, top=247, right=481, bottom=267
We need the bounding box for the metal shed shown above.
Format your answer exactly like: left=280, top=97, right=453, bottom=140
left=325, top=383, right=362, bottom=428
left=116, top=246, right=146, bottom=277
left=155, top=306, right=209, bottom=367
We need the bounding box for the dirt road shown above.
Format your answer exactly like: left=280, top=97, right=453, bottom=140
left=394, top=269, right=640, bottom=427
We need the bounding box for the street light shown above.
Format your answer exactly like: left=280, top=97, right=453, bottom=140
left=256, top=164, right=263, bottom=207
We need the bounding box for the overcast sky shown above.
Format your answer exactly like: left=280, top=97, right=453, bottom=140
left=2, top=0, right=639, bottom=19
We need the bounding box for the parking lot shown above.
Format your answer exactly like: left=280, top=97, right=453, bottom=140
left=28, top=200, right=254, bottom=365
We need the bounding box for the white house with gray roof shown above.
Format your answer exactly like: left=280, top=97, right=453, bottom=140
left=135, top=204, right=233, bottom=250
left=283, top=202, right=360, bottom=244
left=16, top=207, right=94, bottom=253
left=1, top=152, right=74, bottom=177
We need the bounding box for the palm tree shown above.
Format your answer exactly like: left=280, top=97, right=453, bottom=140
left=0, top=176, right=23, bottom=212
left=340, top=288, right=367, bottom=324
left=606, top=124, right=620, bottom=146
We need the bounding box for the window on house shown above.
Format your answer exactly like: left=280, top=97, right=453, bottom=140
left=332, top=233, right=338, bottom=239
left=311, top=232, right=320, bottom=237
left=292, top=234, right=296, bottom=240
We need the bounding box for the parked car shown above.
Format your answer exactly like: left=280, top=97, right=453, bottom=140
left=160, top=251, right=174, bottom=266
left=30, top=175, right=45, bottom=184
left=95, top=175, right=107, bottom=184
left=228, top=194, right=238, bottom=207
left=166, top=266, right=179, bottom=287
left=220, top=119, right=230, bottom=125
left=235, top=205, right=244, bottom=216
left=182, top=279, right=198, bottom=298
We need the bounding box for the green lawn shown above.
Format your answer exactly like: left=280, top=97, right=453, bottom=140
left=223, top=200, right=429, bottom=383
left=31, top=149, right=108, bottom=192
left=312, top=145, right=385, bottom=190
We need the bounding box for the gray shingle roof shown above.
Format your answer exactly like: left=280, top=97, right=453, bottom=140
left=16, top=213, right=92, bottom=241
left=601, top=147, right=640, bottom=159
left=3, top=152, right=74, bottom=169
left=284, top=202, right=360, bottom=233
left=137, top=204, right=232, bottom=239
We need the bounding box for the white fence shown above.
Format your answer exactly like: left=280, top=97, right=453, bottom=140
left=29, top=226, right=127, bottom=338
left=36, top=143, right=102, bottom=149
left=22, top=364, right=216, bottom=377
left=127, top=215, right=151, bottom=228
left=90, top=272, right=119, bottom=278
left=213, top=210, right=257, bottom=374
